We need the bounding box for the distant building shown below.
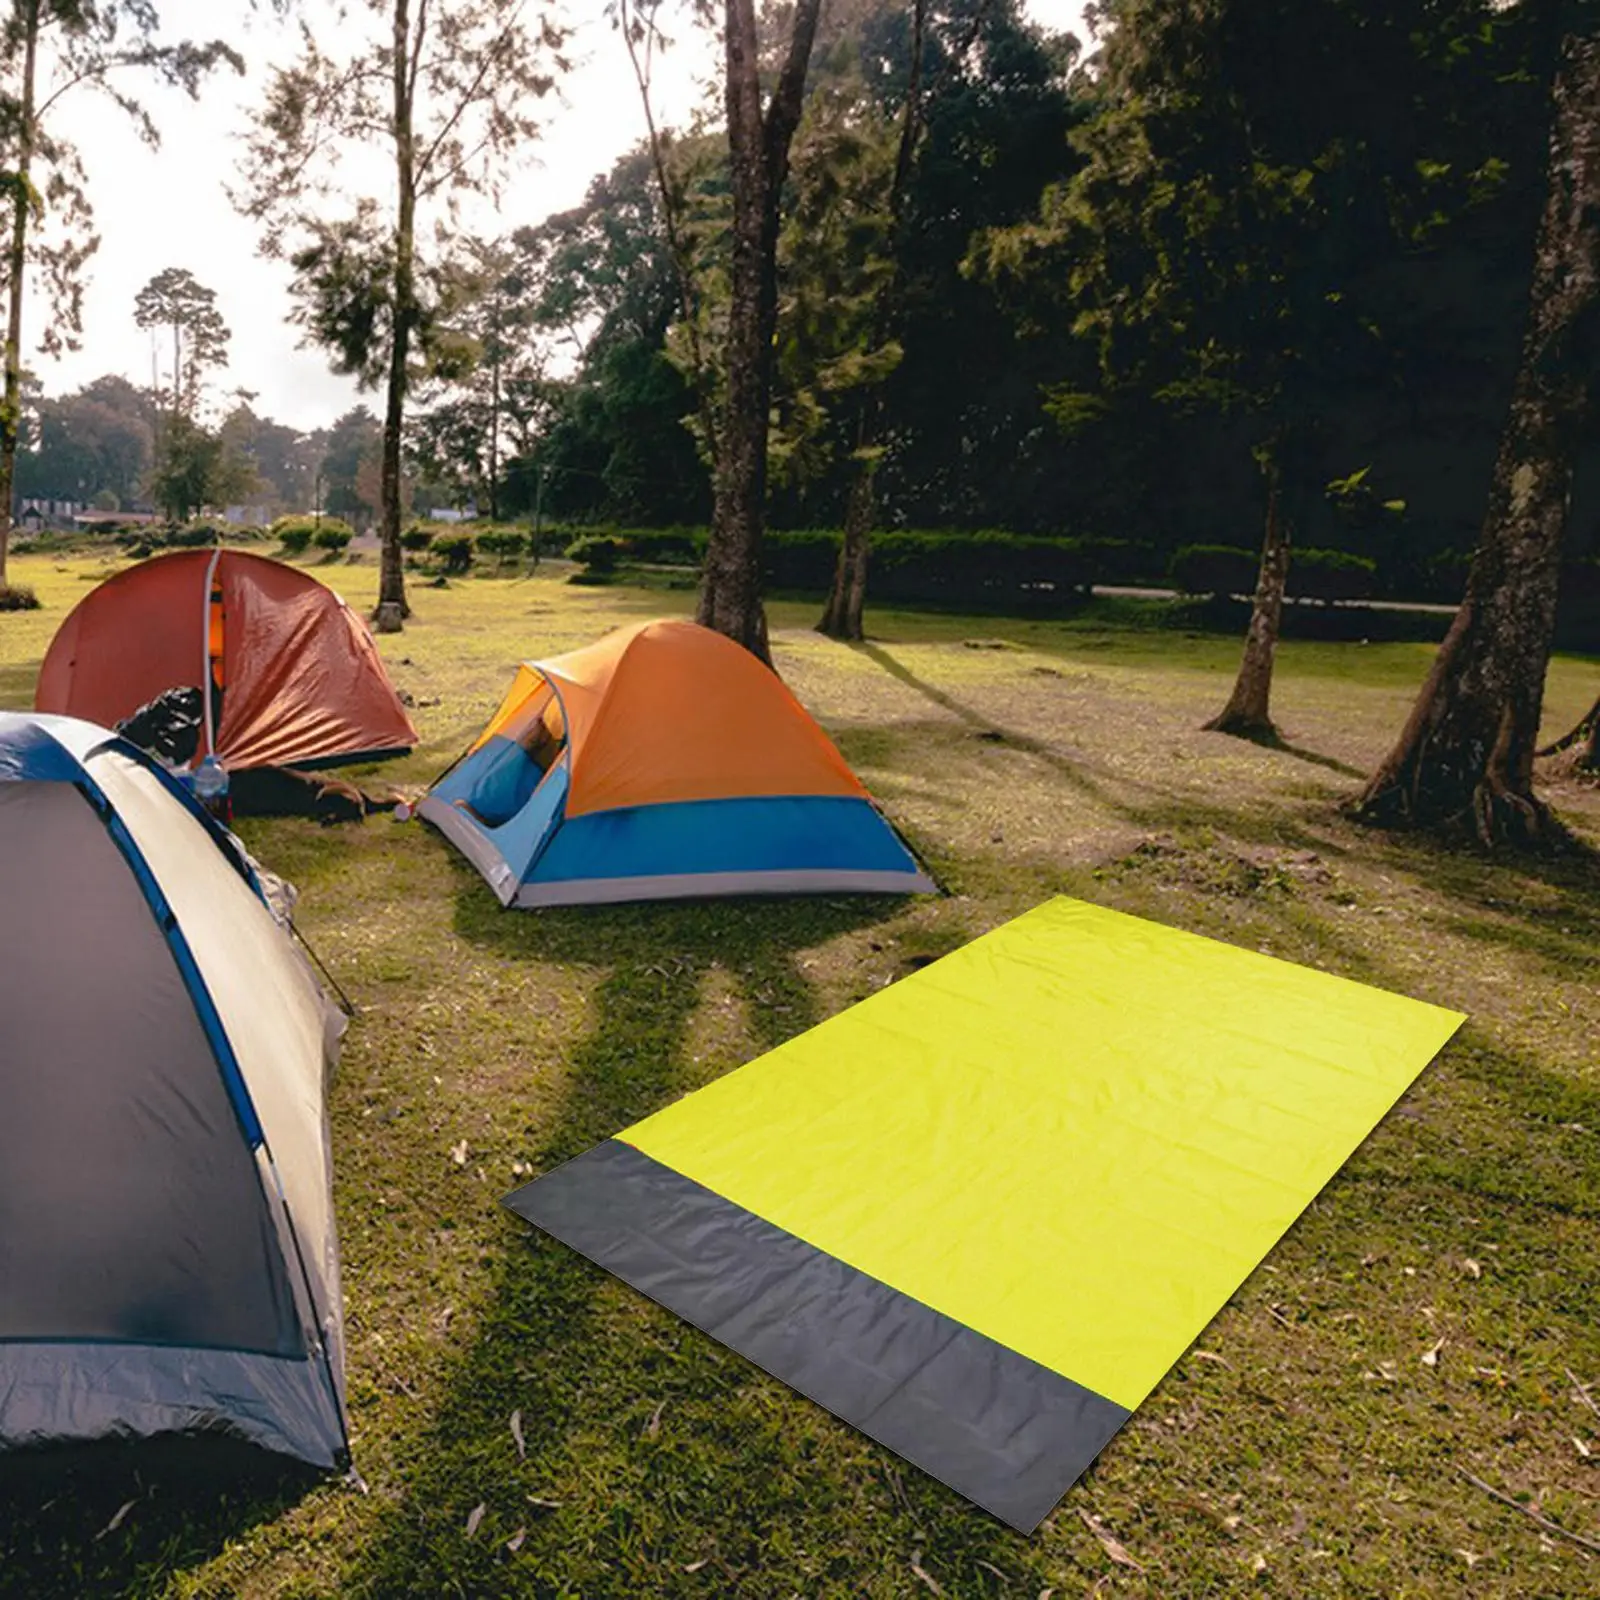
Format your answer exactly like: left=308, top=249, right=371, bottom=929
left=18, top=496, right=82, bottom=529
left=71, top=509, right=160, bottom=531
left=223, top=505, right=274, bottom=526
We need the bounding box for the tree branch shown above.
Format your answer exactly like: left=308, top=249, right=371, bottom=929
left=760, top=0, right=824, bottom=196
left=414, top=2, right=529, bottom=187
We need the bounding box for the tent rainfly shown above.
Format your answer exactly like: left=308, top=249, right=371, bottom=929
left=420, top=618, right=936, bottom=906
left=0, top=712, right=350, bottom=1470
left=35, top=549, right=417, bottom=770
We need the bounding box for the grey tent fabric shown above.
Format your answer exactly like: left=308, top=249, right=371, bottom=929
left=0, top=712, right=350, bottom=1471
left=0, top=783, right=299, bottom=1354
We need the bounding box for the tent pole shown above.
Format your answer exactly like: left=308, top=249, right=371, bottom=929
left=201, top=545, right=223, bottom=759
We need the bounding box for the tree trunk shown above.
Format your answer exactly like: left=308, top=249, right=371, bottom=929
left=0, top=1, right=39, bottom=591
left=375, top=0, right=416, bottom=634
left=1204, top=447, right=1290, bottom=740
left=696, top=0, right=822, bottom=663
left=1352, top=30, right=1600, bottom=845
left=818, top=428, right=874, bottom=640
left=487, top=327, right=501, bottom=523
left=818, top=0, right=928, bottom=642
left=1539, top=689, right=1600, bottom=770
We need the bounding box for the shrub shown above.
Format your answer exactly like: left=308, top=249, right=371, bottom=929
left=272, top=514, right=354, bottom=557
left=401, top=526, right=435, bottom=553
left=565, top=534, right=622, bottom=572
left=0, top=583, right=40, bottom=611
left=760, top=529, right=1107, bottom=603
left=434, top=532, right=475, bottom=574
left=312, top=524, right=353, bottom=554
left=1169, top=544, right=1259, bottom=598
left=1292, top=548, right=1377, bottom=603
left=623, top=527, right=706, bottom=566
left=166, top=520, right=222, bottom=548
left=478, top=529, right=527, bottom=565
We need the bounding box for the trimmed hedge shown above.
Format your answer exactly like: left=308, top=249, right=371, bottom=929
left=0, top=582, right=40, bottom=611
left=166, top=520, right=224, bottom=548
left=312, top=524, right=353, bottom=553
left=562, top=527, right=1153, bottom=603
left=273, top=514, right=355, bottom=556
left=565, top=534, right=623, bottom=571
left=478, top=530, right=528, bottom=564
left=401, top=527, right=435, bottom=553
left=1169, top=544, right=1258, bottom=598
left=1293, top=548, right=1377, bottom=602
left=433, top=532, right=475, bottom=574
left=1169, top=544, right=1377, bottom=602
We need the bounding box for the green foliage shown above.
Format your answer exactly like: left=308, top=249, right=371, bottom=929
left=1292, top=548, right=1377, bottom=603
left=164, top=520, right=222, bottom=548
left=401, top=526, right=435, bottom=553
left=273, top=514, right=354, bottom=556
left=133, top=267, right=232, bottom=417
left=0, top=582, right=39, bottom=610
left=476, top=529, right=527, bottom=564
left=1169, top=545, right=1260, bottom=598
left=312, top=524, right=353, bottom=553
left=146, top=414, right=259, bottom=523
left=564, top=534, right=621, bottom=572
left=433, top=532, right=475, bottom=574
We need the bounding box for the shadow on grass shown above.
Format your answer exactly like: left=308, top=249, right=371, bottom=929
left=853, top=641, right=1366, bottom=861
left=0, top=1442, right=323, bottom=1600
left=332, top=878, right=1050, bottom=1597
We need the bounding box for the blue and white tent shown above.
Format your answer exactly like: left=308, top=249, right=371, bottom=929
left=0, top=712, right=349, bottom=1470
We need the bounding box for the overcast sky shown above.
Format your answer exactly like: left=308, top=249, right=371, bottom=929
left=40, top=0, right=1090, bottom=433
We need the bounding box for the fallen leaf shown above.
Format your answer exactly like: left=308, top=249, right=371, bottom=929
left=645, top=1400, right=665, bottom=1439
left=1193, top=1349, right=1232, bottom=1368
left=95, top=1499, right=138, bottom=1540
left=976, top=1561, right=1008, bottom=1581
left=510, top=1409, right=526, bottom=1460
left=1422, top=1336, right=1446, bottom=1369
left=1456, top=1549, right=1480, bottom=1568
left=505, top=1527, right=526, bottom=1553
left=1575, top=1436, right=1593, bottom=1459
left=526, top=1495, right=563, bottom=1509
left=1078, top=1509, right=1144, bottom=1572
left=450, top=1139, right=469, bottom=1166
left=465, top=1502, right=485, bottom=1538
left=1037, top=1591, right=1054, bottom=1600
left=684, top=1558, right=709, bottom=1572
left=1252, top=1553, right=1268, bottom=1575
left=1462, top=1258, right=1482, bottom=1279
left=909, top=1549, right=944, bottom=1594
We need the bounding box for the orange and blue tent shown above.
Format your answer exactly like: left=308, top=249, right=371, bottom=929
left=419, top=618, right=935, bottom=907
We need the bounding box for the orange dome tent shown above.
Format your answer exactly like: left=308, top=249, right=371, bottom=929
left=420, top=618, right=936, bottom=906
left=36, top=550, right=417, bottom=770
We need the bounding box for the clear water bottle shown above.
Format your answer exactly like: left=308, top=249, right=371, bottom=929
left=192, top=754, right=232, bottom=822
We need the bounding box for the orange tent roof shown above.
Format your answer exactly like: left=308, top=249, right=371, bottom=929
left=35, top=550, right=418, bottom=770
left=476, top=619, right=868, bottom=818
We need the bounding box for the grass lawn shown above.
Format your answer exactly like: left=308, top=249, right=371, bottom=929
left=3, top=548, right=1600, bottom=1599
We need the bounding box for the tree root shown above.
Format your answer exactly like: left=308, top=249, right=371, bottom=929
left=1202, top=710, right=1279, bottom=743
